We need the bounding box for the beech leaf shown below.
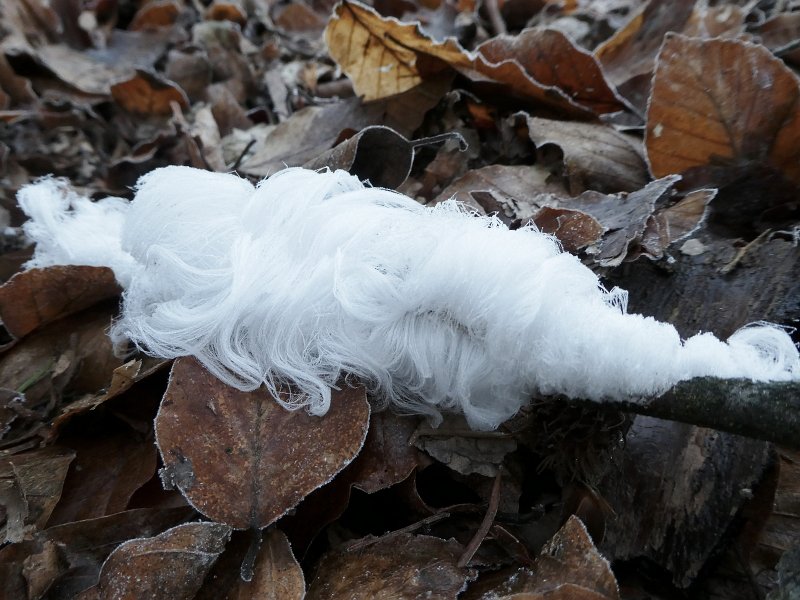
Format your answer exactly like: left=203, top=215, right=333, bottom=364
left=155, top=357, right=370, bottom=530
left=76, top=522, right=231, bottom=600
left=646, top=34, right=800, bottom=186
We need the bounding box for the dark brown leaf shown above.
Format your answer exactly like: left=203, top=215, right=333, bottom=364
left=198, top=528, right=305, bottom=600
left=1, top=447, right=75, bottom=542
left=433, top=164, right=567, bottom=218
left=76, top=522, right=231, bottom=600
left=47, top=428, right=158, bottom=526
left=0, top=506, right=195, bottom=599
left=757, top=12, right=800, bottom=66
left=532, top=207, right=605, bottom=254
left=306, top=533, right=472, bottom=600
left=349, top=410, right=421, bottom=494
left=155, top=357, right=370, bottom=529
left=240, top=80, right=448, bottom=176
left=129, top=0, right=183, bottom=31
left=477, top=29, right=628, bottom=116
left=0, top=265, right=120, bottom=341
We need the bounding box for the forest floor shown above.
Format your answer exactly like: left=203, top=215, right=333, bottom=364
left=0, top=0, right=799, bottom=598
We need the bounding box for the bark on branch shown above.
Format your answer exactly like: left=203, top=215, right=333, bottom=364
left=559, top=378, right=800, bottom=449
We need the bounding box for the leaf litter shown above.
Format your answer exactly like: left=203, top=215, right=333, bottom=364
left=0, top=0, right=798, bottom=598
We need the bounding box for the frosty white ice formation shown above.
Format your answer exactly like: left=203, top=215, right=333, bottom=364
left=17, top=167, right=800, bottom=429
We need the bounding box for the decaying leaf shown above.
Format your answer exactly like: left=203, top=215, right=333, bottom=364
left=110, top=69, right=189, bottom=116
left=76, top=522, right=231, bottom=600
left=306, top=533, right=472, bottom=599
left=646, top=35, right=800, bottom=187
left=0, top=506, right=195, bottom=598
left=478, top=29, right=628, bottom=116
left=197, top=528, right=305, bottom=600
left=532, top=207, right=605, bottom=254
left=349, top=410, right=421, bottom=494
left=433, top=164, right=566, bottom=218
left=325, top=1, right=616, bottom=117
left=0, top=447, right=75, bottom=543
left=240, top=81, right=447, bottom=176
left=155, top=357, right=370, bottom=529
left=521, top=115, right=648, bottom=194
left=412, top=415, right=516, bottom=477
left=304, top=126, right=465, bottom=190
left=47, top=429, right=158, bottom=526
left=0, top=265, right=120, bottom=341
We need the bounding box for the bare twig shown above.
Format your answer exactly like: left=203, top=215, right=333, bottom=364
left=483, top=0, right=507, bottom=36
left=559, top=378, right=800, bottom=449
left=458, top=469, right=502, bottom=568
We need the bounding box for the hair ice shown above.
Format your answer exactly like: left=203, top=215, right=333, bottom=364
left=17, top=167, right=800, bottom=429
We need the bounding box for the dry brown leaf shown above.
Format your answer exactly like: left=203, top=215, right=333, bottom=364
left=129, top=0, right=182, bottom=31
left=206, top=1, right=248, bottom=26
left=0, top=307, right=122, bottom=408
left=306, top=533, right=471, bottom=599
left=240, top=81, right=446, bottom=176
left=0, top=506, right=195, bottom=599
left=76, top=522, right=231, bottom=600
left=110, top=69, right=189, bottom=116
left=594, top=0, right=696, bottom=88
left=6, top=30, right=174, bottom=96
left=434, top=164, right=567, bottom=218
left=349, top=410, right=421, bottom=493
left=532, top=207, right=605, bottom=254
left=155, top=357, right=370, bottom=530
left=562, top=175, right=680, bottom=266
left=646, top=34, right=800, bottom=187
left=477, top=29, right=628, bottom=116
left=522, top=115, right=648, bottom=194
left=47, top=429, right=158, bottom=526
left=325, top=1, right=606, bottom=117
left=0, top=265, right=120, bottom=341
left=412, top=414, right=516, bottom=477
left=195, top=527, right=305, bottom=599
left=1, top=447, right=75, bottom=542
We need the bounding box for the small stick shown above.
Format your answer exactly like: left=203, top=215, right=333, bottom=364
left=458, top=469, right=502, bottom=568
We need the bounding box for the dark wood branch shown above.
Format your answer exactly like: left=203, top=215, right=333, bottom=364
left=557, top=378, right=800, bottom=449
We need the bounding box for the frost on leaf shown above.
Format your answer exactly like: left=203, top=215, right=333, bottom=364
left=155, top=357, right=370, bottom=530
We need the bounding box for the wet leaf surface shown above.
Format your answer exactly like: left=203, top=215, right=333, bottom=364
left=156, top=357, right=370, bottom=529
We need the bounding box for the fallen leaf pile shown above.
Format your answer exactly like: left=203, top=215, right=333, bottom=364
left=0, top=0, right=799, bottom=598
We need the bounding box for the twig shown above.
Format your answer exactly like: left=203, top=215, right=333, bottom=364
left=458, top=468, right=502, bottom=568
left=342, top=512, right=451, bottom=552
left=719, top=229, right=771, bottom=274
left=560, top=378, right=800, bottom=449
left=483, top=0, right=507, bottom=36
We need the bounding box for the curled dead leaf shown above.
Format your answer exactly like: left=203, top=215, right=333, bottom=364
left=304, top=126, right=465, bottom=189
left=325, top=1, right=611, bottom=117
left=478, top=29, right=628, bottom=116
left=521, top=115, right=648, bottom=194
left=0, top=266, right=120, bottom=342
left=155, top=358, right=370, bottom=530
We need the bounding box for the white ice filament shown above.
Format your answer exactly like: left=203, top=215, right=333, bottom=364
left=17, top=167, right=800, bottom=429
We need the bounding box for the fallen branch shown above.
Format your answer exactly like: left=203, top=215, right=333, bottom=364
left=560, top=377, right=800, bottom=449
